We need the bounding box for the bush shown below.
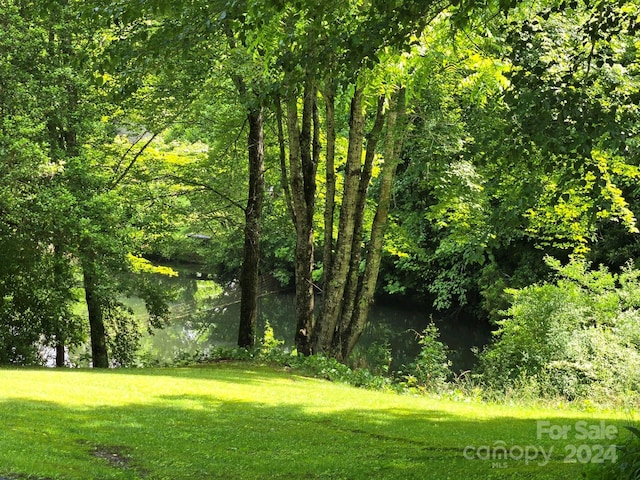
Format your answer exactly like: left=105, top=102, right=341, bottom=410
left=258, top=321, right=287, bottom=362
left=296, top=353, right=392, bottom=389
left=399, top=322, right=452, bottom=392
left=480, top=257, right=640, bottom=400
left=348, top=341, right=393, bottom=376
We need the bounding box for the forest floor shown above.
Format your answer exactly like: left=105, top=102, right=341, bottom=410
left=0, top=363, right=634, bottom=479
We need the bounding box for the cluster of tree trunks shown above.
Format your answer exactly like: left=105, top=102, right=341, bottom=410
left=235, top=78, right=408, bottom=361
left=255, top=83, right=408, bottom=360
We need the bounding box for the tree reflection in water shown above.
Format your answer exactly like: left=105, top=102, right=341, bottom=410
left=139, top=272, right=491, bottom=372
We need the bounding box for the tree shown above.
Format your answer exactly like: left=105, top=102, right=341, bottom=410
left=220, top=15, right=267, bottom=349
left=246, top=1, right=445, bottom=358
left=379, top=0, right=640, bottom=328
left=499, top=0, right=640, bottom=252
left=0, top=1, right=85, bottom=365
left=0, top=0, right=178, bottom=367
left=99, top=0, right=273, bottom=349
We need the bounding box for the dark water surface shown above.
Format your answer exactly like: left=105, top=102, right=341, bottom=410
left=138, top=270, right=490, bottom=372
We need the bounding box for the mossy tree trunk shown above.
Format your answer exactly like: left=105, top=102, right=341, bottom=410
left=341, top=87, right=407, bottom=359
left=314, top=85, right=366, bottom=354
left=287, top=80, right=320, bottom=356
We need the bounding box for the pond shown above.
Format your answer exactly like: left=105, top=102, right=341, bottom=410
left=136, top=269, right=491, bottom=373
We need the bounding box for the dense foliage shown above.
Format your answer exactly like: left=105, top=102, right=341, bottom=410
left=481, top=258, right=640, bottom=400
left=1, top=0, right=639, bottom=409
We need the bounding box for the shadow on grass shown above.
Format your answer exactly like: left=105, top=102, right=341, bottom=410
left=0, top=390, right=628, bottom=480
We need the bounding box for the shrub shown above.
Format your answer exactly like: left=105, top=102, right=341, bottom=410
left=258, top=321, right=287, bottom=362
left=348, top=341, right=393, bottom=376
left=292, top=353, right=392, bottom=390
left=399, top=322, right=452, bottom=392
left=480, top=257, right=640, bottom=400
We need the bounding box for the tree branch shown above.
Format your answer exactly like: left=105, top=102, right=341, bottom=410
left=110, top=131, right=159, bottom=189
left=164, top=174, right=247, bottom=213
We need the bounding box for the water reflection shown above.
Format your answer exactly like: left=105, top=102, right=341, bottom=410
left=139, top=271, right=490, bottom=372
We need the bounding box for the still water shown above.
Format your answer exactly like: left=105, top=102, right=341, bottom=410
left=137, top=271, right=490, bottom=372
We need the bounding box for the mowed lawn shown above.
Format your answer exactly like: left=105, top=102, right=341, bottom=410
left=0, top=364, right=633, bottom=479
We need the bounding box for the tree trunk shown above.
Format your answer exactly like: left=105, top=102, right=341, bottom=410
left=287, top=84, right=319, bottom=355
left=276, top=99, right=295, bottom=224
left=341, top=87, right=407, bottom=359
left=322, top=86, right=337, bottom=292
left=238, top=107, right=265, bottom=348
left=315, top=85, right=366, bottom=354
left=333, top=95, right=387, bottom=356
left=55, top=339, right=65, bottom=367
left=223, top=26, right=267, bottom=350
left=82, top=262, right=109, bottom=368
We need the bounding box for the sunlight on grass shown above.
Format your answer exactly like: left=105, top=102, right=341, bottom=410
left=0, top=364, right=635, bottom=480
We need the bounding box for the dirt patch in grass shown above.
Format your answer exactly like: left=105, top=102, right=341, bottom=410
left=90, top=445, right=132, bottom=469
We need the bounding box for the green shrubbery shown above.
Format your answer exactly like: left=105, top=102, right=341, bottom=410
left=480, top=257, right=640, bottom=401
left=397, top=323, right=452, bottom=392
left=157, top=323, right=450, bottom=392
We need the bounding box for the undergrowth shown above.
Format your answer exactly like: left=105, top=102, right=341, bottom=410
left=139, top=321, right=640, bottom=412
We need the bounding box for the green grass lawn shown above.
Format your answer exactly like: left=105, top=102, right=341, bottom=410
left=0, top=364, right=634, bottom=479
